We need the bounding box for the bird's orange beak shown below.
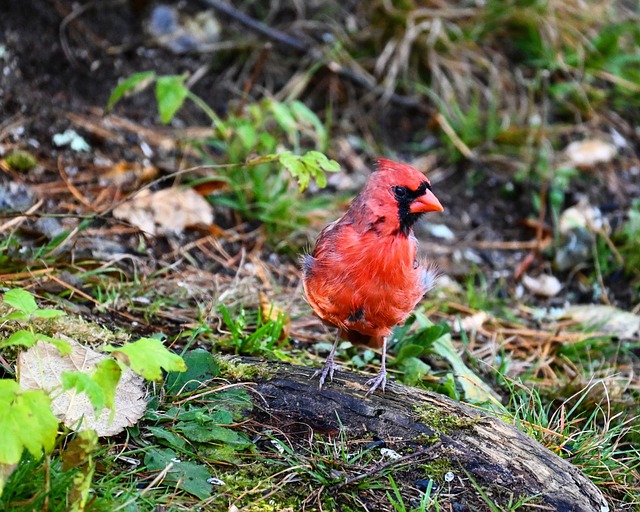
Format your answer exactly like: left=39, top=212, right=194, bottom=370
left=410, top=189, right=444, bottom=213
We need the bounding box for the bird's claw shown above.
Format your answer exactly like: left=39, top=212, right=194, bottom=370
left=365, top=369, right=387, bottom=396
left=312, top=356, right=339, bottom=390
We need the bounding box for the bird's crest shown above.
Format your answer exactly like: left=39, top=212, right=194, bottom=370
left=374, top=158, right=430, bottom=190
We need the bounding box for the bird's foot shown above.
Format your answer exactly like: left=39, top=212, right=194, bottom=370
left=312, top=355, right=339, bottom=390
left=365, top=368, right=388, bottom=396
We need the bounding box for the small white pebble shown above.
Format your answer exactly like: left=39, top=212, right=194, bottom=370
left=140, top=141, right=153, bottom=157
left=522, top=273, right=562, bottom=297
left=270, top=440, right=285, bottom=454
left=444, top=471, right=455, bottom=482
left=425, top=223, right=455, bottom=240
left=380, top=448, right=401, bottom=460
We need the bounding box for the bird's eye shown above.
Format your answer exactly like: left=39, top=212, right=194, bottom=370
left=393, top=186, right=407, bottom=198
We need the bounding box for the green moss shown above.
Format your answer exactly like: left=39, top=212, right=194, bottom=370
left=5, top=150, right=37, bottom=172
left=416, top=458, right=455, bottom=480
left=0, top=301, right=130, bottom=354
left=216, top=355, right=275, bottom=381
left=415, top=432, right=442, bottom=445
left=204, top=463, right=301, bottom=511
left=413, top=404, right=479, bottom=434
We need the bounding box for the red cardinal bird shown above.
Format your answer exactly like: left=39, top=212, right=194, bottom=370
left=302, top=158, right=444, bottom=394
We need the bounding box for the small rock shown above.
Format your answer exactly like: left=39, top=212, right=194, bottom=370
left=146, top=5, right=221, bottom=54
left=52, top=129, right=90, bottom=152
left=558, top=199, right=606, bottom=234
left=425, top=223, right=455, bottom=240
left=522, top=274, right=562, bottom=297
left=565, top=139, right=616, bottom=168
left=0, top=181, right=35, bottom=211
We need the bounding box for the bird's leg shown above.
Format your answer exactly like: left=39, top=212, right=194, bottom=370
left=312, top=331, right=341, bottom=390
left=365, top=337, right=388, bottom=396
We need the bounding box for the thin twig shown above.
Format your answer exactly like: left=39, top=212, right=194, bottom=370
left=0, top=198, right=44, bottom=234
left=435, top=113, right=475, bottom=160
left=57, top=156, right=95, bottom=210
left=203, top=0, right=310, bottom=52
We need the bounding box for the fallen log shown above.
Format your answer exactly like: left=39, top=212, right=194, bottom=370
left=236, top=358, right=610, bottom=512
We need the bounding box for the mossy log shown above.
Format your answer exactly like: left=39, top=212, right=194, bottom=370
left=236, top=358, right=609, bottom=512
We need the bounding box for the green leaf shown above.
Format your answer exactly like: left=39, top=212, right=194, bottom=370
left=0, top=380, right=58, bottom=465
left=33, top=309, right=67, bottom=319
left=414, top=312, right=503, bottom=411
left=0, top=330, right=38, bottom=349
left=155, top=75, right=189, bottom=124
left=176, top=423, right=252, bottom=448
left=93, top=359, right=121, bottom=411
left=270, top=101, right=297, bottom=133
left=176, top=407, right=214, bottom=423
left=0, top=311, right=29, bottom=322
left=105, top=337, right=187, bottom=381
left=165, top=349, right=219, bottom=395
left=277, top=151, right=340, bottom=192
left=37, top=334, right=72, bottom=355
left=291, top=101, right=326, bottom=145
left=278, top=151, right=307, bottom=191
left=399, top=357, right=431, bottom=386
left=144, top=448, right=212, bottom=500
left=235, top=123, right=257, bottom=152
left=106, top=71, right=156, bottom=112
left=302, top=150, right=340, bottom=173
left=392, top=344, right=426, bottom=365
left=439, top=372, right=460, bottom=401
left=3, top=289, right=38, bottom=315
left=62, top=371, right=107, bottom=413
left=175, top=406, right=226, bottom=424
left=146, top=426, right=186, bottom=450
left=210, top=409, right=233, bottom=425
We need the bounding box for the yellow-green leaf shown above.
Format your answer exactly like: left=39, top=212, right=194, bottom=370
left=0, top=380, right=58, bottom=466
left=106, top=71, right=156, bottom=112
left=155, top=75, right=189, bottom=124
left=3, top=289, right=38, bottom=315
left=105, top=338, right=186, bottom=381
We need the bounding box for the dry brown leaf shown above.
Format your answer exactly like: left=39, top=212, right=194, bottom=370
left=18, top=338, right=146, bottom=437
left=113, top=187, right=213, bottom=235
left=563, top=305, right=639, bottom=339
left=564, top=139, right=616, bottom=168
left=193, top=180, right=228, bottom=195
left=100, top=161, right=158, bottom=188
